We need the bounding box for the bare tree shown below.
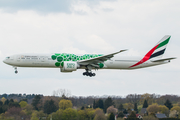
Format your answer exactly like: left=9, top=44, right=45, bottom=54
left=52, top=89, right=71, bottom=98
left=126, top=94, right=141, bottom=104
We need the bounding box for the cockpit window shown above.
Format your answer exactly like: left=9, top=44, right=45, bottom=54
left=6, top=57, right=10, bottom=59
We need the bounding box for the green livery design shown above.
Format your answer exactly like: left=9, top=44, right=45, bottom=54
left=51, top=53, right=104, bottom=68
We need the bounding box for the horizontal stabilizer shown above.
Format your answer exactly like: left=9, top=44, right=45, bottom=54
left=151, top=57, right=176, bottom=62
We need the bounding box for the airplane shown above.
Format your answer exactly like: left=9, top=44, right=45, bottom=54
left=3, top=35, right=176, bottom=77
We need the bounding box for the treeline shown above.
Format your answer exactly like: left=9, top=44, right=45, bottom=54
left=0, top=93, right=180, bottom=120
left=63, top=93, right=180, bottom=108
left=0, top=94, right=43, bottom=104
left=1, top=93, right=180, bottom=108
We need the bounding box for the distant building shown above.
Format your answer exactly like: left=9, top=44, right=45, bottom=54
left=140, top=108, right=147, bottom=115
left=124, top=114, right=129, bottom=118
left=156, top=113, right=167, bottom=118
left=136, top=114, right=143, bottom=119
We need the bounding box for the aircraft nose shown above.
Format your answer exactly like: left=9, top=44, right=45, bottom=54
left=3, top=59, right=7, bottom=64
left=3, top=57, right=10, bottom=64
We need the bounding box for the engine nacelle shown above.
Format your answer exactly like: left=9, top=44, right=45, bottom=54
left=60, top=61, right=78, bottom=72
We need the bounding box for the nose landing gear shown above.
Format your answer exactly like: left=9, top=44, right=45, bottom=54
left=14, top=67, right=18, bottom=74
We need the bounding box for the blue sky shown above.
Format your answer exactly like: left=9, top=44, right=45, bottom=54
left=0, top=0, right=179, bottom=96
left=0, top=0, right=116, bottom=13
left=0, top=0, right=71, bottom=13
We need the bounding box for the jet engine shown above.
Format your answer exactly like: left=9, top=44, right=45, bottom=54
left=60, top=61, right=78, bottom=72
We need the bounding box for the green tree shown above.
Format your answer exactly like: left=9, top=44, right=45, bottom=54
left=164, top=99, right=173, bottom=110
left=118, top=104, right=124, bottom=111
left=0, top=101, right=3, bottom=106
left=109, top=112, right=115, bottom=120
left=93, top=100, right=96, bottom=109
left=158, top=105, right=169, bottom=115
left=149, top=112, right=156, bottom=117
left=4, top=99, right=9, bottom=105
left=1, top=97, right=6, bottom=104
left=143, top=99, right=148, bottom=108
left=0, top=107, right=3, bottom=114
left=2, top=105, right=8, bottom=113
left=43, top=99, right=57, bottom=114
left=30, top=111, right=39, bottom=120
left=86, top=108, right=96, bottom=120
left=19, top=101, right=28, bottom=108
left=171, top=106, right=180, bottom=112
left=24, top=104, right=33, bottom=116
left=94, top=108, right=106, bottom=120
left=8, top=102, right=20, bottom=108
left=62, top=108, right=78, bottom=120
left=59, top=99, right=73, bottom=110
left=30, top=110, right=45, bottom=120
left=134, top=103, right=138, bottom=113
left=104, top=97, right=114, bottom=113
left=31, top=95, right=42, bottom=111
left=128, top=111, right=136, bottom=118
left=127, top=107, right=132, bottom=114
left=123, top=103, right=133, bottom=110
left=117, top=112, right=124, bottom=118
left=20, top=98, right=28, bottom=102
left=147, top=104, right=158, bottom=114
left=123, top=109, right=128, bottom=114
left=9, top=99, right=14, bottom=103
left=96, top=99, right=104, bottom=109
left=78, top=110, right=86, bottom=120
left=51, top=109, right=63, bottom=120
left=81, top=106, right=85, bottom=110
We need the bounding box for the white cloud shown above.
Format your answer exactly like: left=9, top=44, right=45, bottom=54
left=126, top=48, right=141, bottom=56
left=81, top=34, right=114, bottom=52
left=60, top=47, right=87, bottom=54
left=0, top=50, right=2, bottom=58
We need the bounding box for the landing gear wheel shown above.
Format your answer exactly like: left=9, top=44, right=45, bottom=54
left=83, top=72, right=89, bottom=76
left=83, top=68, right=96, bottom=77
left=14, top=67, right=18, bottom=74
left=89, top=73, right=92, bottom=77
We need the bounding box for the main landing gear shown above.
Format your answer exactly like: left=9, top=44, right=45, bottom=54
left=14, top=67, right=18, bottom=74
left=83, top=69, right=96, bottom=77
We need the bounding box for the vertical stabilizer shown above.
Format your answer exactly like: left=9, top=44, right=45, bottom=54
left=149, top=35, right=171, bottom=59
left=130, top=35, right=171, bottom=68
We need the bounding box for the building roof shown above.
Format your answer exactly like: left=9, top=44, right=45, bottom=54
left=140, top=108, right=147, bottom=114
left=136, top=114, right=142, bottom=117
left=156, top=114, right=167, bottom=118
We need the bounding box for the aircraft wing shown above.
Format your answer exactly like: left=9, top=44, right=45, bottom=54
left=78, top=50, right=127, bottom=66
left=151, top=57, right=176, bottom=62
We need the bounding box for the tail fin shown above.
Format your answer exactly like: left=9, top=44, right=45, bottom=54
left=149, top=35, right=171, bottom=60
left=130, top=35, right=171, bottom=68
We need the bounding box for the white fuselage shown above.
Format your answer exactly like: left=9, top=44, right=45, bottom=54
left=3, top=54, right=169, bottom=70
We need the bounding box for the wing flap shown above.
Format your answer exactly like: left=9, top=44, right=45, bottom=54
left=151, top=57, right=176, bottom=62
